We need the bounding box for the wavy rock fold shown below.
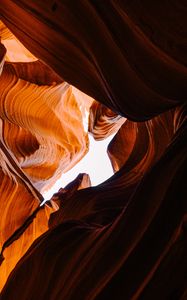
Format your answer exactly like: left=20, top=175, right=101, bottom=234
left=0, top=2, right=187, bottom=299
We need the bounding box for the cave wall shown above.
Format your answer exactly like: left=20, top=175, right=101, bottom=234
left=0, top=1, right=187, bottom=299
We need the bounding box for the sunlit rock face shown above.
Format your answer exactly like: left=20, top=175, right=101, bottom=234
left=0, top=43, right=6, bottom=75
left=0, top=20, right=36, bottom=63
left=89, top=101, right=126, bottom=141
left=0, top=23, right=92, bottom=193
left=0, top=70, right=89, bottom=190
left=0, top=168, right=52, bottom=291
left=0, top=21, right=94, bottom=290
left=0, top=1, right=187, bottom=300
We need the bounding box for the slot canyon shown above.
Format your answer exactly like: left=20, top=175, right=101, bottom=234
left=0, top=1, right=187, bottom=299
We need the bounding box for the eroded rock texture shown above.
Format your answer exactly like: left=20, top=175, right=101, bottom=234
left=89, top=101, right=126, bottom=140
left=0, top=24, right=92, bottom=193
left=0, top=20, right=94, bottom=290
left=0, top=1, right=187, bottom=300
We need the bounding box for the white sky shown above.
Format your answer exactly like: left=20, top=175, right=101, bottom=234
left=42, top=134, right=114, bottom=201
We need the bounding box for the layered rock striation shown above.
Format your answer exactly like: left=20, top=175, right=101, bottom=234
left=0, top=2, right=187, bottom=299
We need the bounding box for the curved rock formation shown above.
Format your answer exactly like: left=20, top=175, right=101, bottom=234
left=1, top=104, right=187, bottom=300
left=108, top=109, right=175, bottom=177
left=0, top=68, right=89, bottom=190
left=0, top=1, right=187, bottom=300
left=0, top=28, right=93, bottom=192
left=4, top=61, right=62, bottom=86
left=0, top=21, right=93, bottom=291
left=0, top=20, right=36, bottom=62
left=0, top=43, right=6, bottom=75
left=1, top=1, right=187, bottom=120
left=0, top=170, right=52, bottom=291
left=88, top=101, right=126, bottom=140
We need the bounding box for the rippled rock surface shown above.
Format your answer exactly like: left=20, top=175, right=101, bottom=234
left=0, top=2, right=187, bottom=299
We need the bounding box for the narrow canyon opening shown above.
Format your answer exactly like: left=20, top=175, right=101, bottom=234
left=42, top=133, right=115, bottom=200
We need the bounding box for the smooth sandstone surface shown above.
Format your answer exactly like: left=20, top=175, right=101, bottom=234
left=0, top=2, right=187, bottom=299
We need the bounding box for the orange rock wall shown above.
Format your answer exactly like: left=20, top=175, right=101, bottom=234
left=0, top=1, right=187, bottom=299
